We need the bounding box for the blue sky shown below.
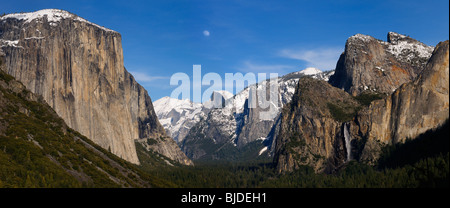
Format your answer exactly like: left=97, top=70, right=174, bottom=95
left=2, top=0, right=449, bottom=102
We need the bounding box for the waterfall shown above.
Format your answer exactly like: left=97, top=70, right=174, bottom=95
left=343, top=123, right=352, bottom=162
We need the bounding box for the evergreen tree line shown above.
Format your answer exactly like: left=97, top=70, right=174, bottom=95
left=145, top=120, right=450, bottom=188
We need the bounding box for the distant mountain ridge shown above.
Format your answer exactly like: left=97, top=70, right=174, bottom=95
left=156, top=67, right=334, bottom=161
left=153, top=90, right=233, bottom=143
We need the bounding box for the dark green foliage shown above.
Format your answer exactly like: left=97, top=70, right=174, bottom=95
left=327, top=102, right=359, bottom=122
left=0, top=71, right=171, bottom=188
left=265, top=156, right=444, bottom=188
left=354, top=93, right=383, bottom=106
left=141, top=151, right=448, bottom=188
left=142, top=119, right=449, bottom=188
left=146, top=138, right=158, bottom=146
left=182, top=124, right=270, bottom=162
left=146, top=161, right=275, bottom=188
left=1, top=69, right=447, bottom=188
left=184, top=138, right=270, bottom=162
left=0, top=71, right=14, bottom=84
left=135, top=140, right=178, bottom=167
left=210, top=141, right=270, bottom=162
left=190, top=138, right=218, bottom=159
left=0, top=58, right=13, bottom=83
left=378, top=119, right=449, bottom=169
left=286, top=131, right=306, bottom=152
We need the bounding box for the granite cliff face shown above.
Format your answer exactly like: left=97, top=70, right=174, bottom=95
left=274, top=33, right=448, bottom=173
left=0, top=68, right=160, bottom=187
left=0, top=9, right=191, bottom=165
left=329, top=32, right=434, bottom=96
left=350, top=40, right=449, bottom=164
left=273, top=77, right=361, bottom=173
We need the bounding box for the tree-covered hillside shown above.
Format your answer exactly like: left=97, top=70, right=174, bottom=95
left=0, top=68, right=174, bottom=188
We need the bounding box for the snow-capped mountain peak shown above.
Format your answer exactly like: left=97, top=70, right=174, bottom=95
left=153, top=96, right=204, bottom=143
left=179, top=67, right=337, bottom=160
left=154, top=69, right=335, bottom=145
left=0, top=9, right=116, bottom=32
left=153, top=90, right=234, bottom=143
left=203, top=90, right=234, bottom=109
left=212, top=90, right=234, bottom=100
left=1, top=9, right=73, bottom=23
left=297, top=67, right=322, bottom=75
left=386, top=32, right=434, bottom=61
left=153, top=96, right=201, bottom=117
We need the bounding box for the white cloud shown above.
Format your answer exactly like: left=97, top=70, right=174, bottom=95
left=129, top=71, right=169, bottom=83
left=279, top=47, right=343, bottom=70
left=237, top=61, right=294, bottom=74
left=203, top=30, right=210, bottom=37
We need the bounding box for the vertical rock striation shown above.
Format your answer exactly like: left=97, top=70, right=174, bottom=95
left=274, top=33, right=447, bottom=173
left=350, top=40, right=449, bottom=164
left=329, top=32, right=434, bottom=96
left=273, top=77, right=361, bottom=173
left=0, top=9, right=191, bottom=165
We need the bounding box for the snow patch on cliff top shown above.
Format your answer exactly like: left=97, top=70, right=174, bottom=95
left=387, top=39, right=434, bottom=59
left=1, top=9, right=116, bottom=32
left=1, top=9, right=72, bottom=23
left=349, top=34, right=374, bottom=42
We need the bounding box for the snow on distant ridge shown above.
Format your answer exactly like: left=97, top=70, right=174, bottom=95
left=153, top=96, right=202, bottom=118
left=154, top=69, right=334, bottom=144
left=154, top=90, right=234, bottom=143
left=203, top=90, right=234, bottom=109
left=290, top=67, right=334, bottom=82
left=214, top=90, right=234, bottom=100
left=297, top=67, right=322, bottom=75
left=153, top=96, right=204, bottom=143
left=1, top=9, right=115, bottom=32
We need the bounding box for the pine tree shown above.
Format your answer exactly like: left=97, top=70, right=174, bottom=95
left=26, top=151, right=31, bottom=162
left=25, top=174, right=34, bottom=188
